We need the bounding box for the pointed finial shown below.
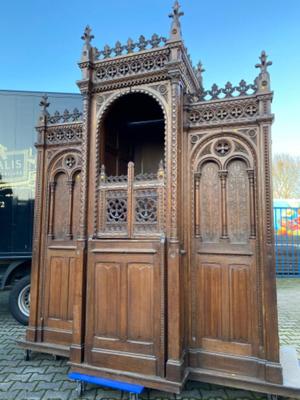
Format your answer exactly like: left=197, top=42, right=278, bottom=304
left=196, top=61, right=205, bottom=88
left=255, top=50, right=272, bottom=73
left=81, top=25, right=94, bottom=45
left=255, top=50, right=272, bottom=92
left=168, top=1, right=184, bottom=41
left=39, top=94, right=50, bottom=115
left=37, top=94, right=50, bottom=126
left=80, top=25, right=95, bottom=67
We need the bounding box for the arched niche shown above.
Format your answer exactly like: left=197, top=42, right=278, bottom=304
left=100, top=92, right=165, bottom=176
left=53, top=171, right=69, bottom=239
left=226, top=158, right=251, bottom=243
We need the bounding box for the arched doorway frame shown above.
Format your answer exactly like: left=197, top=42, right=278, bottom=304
left=93, top=87, right=169, bottom=236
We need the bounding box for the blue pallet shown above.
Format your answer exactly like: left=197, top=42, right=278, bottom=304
left=68, top=372, right=144, bottom=394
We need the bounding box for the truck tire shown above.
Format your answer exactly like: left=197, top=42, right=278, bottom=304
left=9, top=275, right=30, bottom=325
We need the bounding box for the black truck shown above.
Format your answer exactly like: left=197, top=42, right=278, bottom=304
left=0, top=90, right=81, bottom=324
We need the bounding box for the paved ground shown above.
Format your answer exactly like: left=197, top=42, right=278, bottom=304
left=0, top=279, right=299, bottom=400
left=277, top=279, right=300, bottom=358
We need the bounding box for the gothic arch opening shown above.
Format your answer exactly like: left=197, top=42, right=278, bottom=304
left=101, top=92, right=165, bottom=176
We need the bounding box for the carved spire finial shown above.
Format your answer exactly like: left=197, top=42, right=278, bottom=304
left=196, top=61, right=205, bottom=89
left=80, top=25, right=95, bottom=69
left=39, top=94, right=50, bottom=115
left=37, top=94, right=50, bottom=126
left=255, top=50, right=272, bottom=73
left=168, top=0, right=184, bottom=41
left=255, top=50, right=272, bottom=92
left=81, top=25, right=94, bottom=46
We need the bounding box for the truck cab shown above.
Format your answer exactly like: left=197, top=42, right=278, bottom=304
left=0, top=90, right=82, bottom=324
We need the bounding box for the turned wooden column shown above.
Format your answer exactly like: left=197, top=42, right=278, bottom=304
left=194, top=172, right=201, bottom=238
left=219, top=170, right=228, bottom=239
left=26, top=104, right=48, bottom=343
left=247, top=169, right=256, bottom=239
left=47, top=181, right=56, bottom=239
left=70, top=88, right=91, bottom=363
left=166, top=71, right=185, bottom=382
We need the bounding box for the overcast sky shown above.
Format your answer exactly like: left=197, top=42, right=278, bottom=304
left=0, top=0, right=299, bottom=156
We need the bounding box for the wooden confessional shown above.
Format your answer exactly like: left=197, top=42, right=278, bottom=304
left=21, top=2, right=289, bottom=396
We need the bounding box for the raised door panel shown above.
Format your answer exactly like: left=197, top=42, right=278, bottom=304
left=94, top=262, right=121, bottom=338
left=229, top=264, right=251, bottom=342
left=190, top=254, right=254, bottom=374
left=194, top=263, right=222, bottom=342
left=127, top=263, right=153, bottom=343
left=86, top=240, right=164, bottom=376
left=43, top=252, right=76, bottom=345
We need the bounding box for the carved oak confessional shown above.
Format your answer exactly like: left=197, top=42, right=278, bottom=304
left=21, top=1, right=287, bottom=395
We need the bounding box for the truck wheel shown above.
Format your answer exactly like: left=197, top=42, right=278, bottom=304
left=9, top=275, right=30, bottom=325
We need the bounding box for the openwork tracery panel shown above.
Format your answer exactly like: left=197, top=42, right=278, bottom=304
left=134, top=189, right=158, bottom=234
left=97, top=163, right=164, bottom=238
left=105, top=190, right=128, bottom=233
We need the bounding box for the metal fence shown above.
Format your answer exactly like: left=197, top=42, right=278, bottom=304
left=274, top=207, right=300, bottom=277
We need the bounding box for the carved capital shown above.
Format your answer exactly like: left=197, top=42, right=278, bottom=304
left=49, top=181, right=56, bottom=192
left=218, top=170, right=228, bottom=181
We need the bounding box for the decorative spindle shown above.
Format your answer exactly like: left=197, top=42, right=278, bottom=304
left=103, top=45, right=112, bottom=59
left=100, top=164, right=106, bottom=183
left=126, top=38, right=135, bottom=53
left=137, top=35, right=148, bottom=51
left=157, top=160, right=164, bottom=180
left=114, top=41, right=123, bottom=56
left=127, top=162, right=135, bottom=237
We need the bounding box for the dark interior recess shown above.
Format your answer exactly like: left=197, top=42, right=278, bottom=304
left=102, top=93, right=164, bottom=176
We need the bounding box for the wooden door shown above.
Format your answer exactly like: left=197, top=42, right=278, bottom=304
left=188, top=136, right=260, bottom=376
left=85, top=238, right=166, bottom=377
left=42, top=155, right=82, bottom=347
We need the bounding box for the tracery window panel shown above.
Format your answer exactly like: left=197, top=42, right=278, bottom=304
left=199, top=162, right=222, bottom=242
left=134, top=189, right=158, bottom=234
left=227, top=159, right=250, bottom=243
left=53, top=172, right=69, bottom=239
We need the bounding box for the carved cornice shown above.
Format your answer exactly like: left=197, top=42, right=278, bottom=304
left=186, top=97, right=260, bottom=128
left=92, top=72, right=168, bottom=94
left=93, top=47, right=170, bottom=83
left=44, top=122, right=83, bottom=146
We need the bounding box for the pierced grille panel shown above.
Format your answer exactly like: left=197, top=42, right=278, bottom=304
left=134, top=189, right=158, bottom=234
left=105, top=190, right=128, bottom=233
